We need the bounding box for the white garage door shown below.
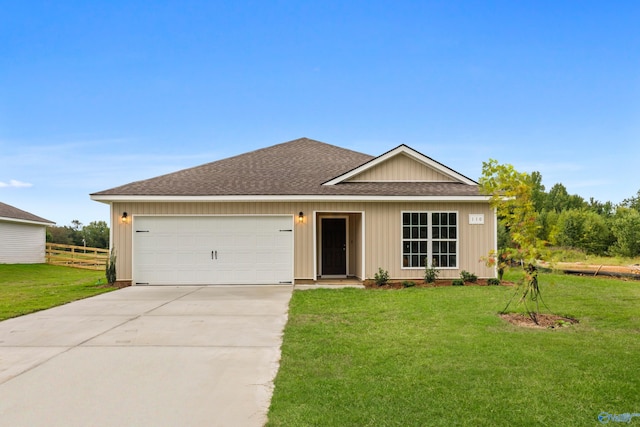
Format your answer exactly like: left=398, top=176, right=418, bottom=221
left=133, top=216, right=294, bottom=285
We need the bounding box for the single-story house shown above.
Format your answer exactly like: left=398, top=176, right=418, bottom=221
left=91, top=138, right=496, bottom=285
left=0, top=202, right=55, bottom=264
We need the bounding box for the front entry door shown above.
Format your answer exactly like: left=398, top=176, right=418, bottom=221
left=322, top=218, right=346, bottom=276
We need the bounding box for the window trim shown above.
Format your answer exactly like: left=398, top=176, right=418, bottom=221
left=401, top=210, right=459, bottom=270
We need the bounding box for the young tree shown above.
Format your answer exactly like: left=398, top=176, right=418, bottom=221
left=479, top=159, right=548, bottom=323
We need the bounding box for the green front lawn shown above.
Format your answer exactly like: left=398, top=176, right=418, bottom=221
left=268, top=271, right=640, bottom=426
left=0, top=264, right=115, bottom=321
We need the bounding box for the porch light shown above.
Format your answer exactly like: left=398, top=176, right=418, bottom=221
left=121, top=212, right=129, bottom=224
left=298, top=212, right=304, bottom=223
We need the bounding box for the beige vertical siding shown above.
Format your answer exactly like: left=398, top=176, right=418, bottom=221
left=348, top=154, right=455, bottom=182
left=362, top=202, right=496, bottom=279
left=111, top=200, right=495, bottom=282
left=349, top=213, right=363, bottom=278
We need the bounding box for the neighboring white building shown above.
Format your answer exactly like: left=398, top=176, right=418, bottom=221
left=0, top=202, right=55, bottom=264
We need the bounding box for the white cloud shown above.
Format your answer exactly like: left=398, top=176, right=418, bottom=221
left=0, top=179, right=33, bottom=188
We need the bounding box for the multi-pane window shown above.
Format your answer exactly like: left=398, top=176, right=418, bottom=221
left=402, top=213, right=428, bottom=267
left=402, top=212, right=458, bottom=268
left=431, top=212, right=457, bottom=268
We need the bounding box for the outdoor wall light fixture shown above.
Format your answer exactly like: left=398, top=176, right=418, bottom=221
left=298, top=212, right=304, bottom=223
left=121, top=212, right=129, bottom=224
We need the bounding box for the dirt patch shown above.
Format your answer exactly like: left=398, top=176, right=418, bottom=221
left=500, top=313, right=578, bottom=329
left=541, top=262, right=640, bottom=280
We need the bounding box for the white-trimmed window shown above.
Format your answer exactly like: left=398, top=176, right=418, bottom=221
left=402, top=211, right=458, bottom=269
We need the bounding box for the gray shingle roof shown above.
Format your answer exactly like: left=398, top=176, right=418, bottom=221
left=92, top=137, right=482, bottom=198
left=0, top=202, right=54, bottom=224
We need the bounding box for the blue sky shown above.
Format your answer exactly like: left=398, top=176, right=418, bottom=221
left=1, top=1, right=639, bottom=226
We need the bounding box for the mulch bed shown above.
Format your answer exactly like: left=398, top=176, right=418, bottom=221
left=99, top=280, right=132, bottom=289
left=363, top=278, right=511, bottom=289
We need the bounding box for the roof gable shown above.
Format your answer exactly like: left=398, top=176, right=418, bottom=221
left=0, top=202, right=55, bottom=225
left=344, top=152, right=455, bottom=182
left=323, top=145, right=477, bottom=186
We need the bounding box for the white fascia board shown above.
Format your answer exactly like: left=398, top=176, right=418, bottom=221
left=90, top=194, right=491, bottom=203
left=323, top=144, right=478, bottom=186
left=0, top=217, right=54, bottom=226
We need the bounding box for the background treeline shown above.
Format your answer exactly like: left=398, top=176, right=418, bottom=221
left=46, top=220, right=109, bottom=249
left=501, top=171, right=640, bottom=258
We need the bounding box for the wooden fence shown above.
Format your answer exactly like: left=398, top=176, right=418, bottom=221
left=46, top=243, right=109, bottom=270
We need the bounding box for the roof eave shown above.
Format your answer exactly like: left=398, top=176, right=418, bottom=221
left=0, top=216, right=55, bottom=226
left=90, top=194, right=491, bottom=203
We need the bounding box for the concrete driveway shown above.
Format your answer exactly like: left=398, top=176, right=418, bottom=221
left=0, top=285, right=293, bottom=427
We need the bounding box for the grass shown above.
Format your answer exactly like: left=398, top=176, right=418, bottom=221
left=0, top=264, right=116, bottom=321
left=267, top=270, right=640, bottom=426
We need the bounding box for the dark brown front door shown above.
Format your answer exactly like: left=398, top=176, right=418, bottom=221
left=322, top=218, right=346, bottom=275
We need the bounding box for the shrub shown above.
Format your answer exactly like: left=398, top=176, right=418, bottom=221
left=452, top=279, right=465, bottom=286
left=402, top=280, right=416, bottom=288
left=460, top=270, right=477, bottom=283
left=487, top=278, right=501, bottom=286
left=106, top=249, right=117, bottom=285
left=374, top=268, right=389, bottom=286
left=424, top=264, right=439, bottom=284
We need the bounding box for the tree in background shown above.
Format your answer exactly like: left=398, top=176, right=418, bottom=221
left=516, top=173, right=636, bottom=259
left=529, top=171, right=546, bottom=212
left=555, top=209, right=613, bottom=255
left=83, top=221, right=109, bottom=248
left=620, top=190, right=640, bottom=212
left=586, top=197, right=615, bottom=217
left=610, top=208, right=640, bottom=257
left=68, top=220, right=84, bottom=246
left=46, top=226, right=73, bottom=245
left=544, top=183, right=586, bottom=212
left=536, top=209, right=558, bottom=243
left=46, top=220, right=109, bottom=249
left=479, top=159, right=548, bottom=324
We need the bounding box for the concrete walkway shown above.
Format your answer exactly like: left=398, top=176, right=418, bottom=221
left=0, top=285, right=293, bottom=427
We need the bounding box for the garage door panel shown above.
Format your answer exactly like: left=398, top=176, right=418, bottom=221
left=133, top=216, right=293, bottom=285
left=147, top=234, right=176, bottom=248
left=177, top=251, right=208, bottom=266
left=177, top=234, right=195, bottom=249
left=139, top=267, right=177, bottom=284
